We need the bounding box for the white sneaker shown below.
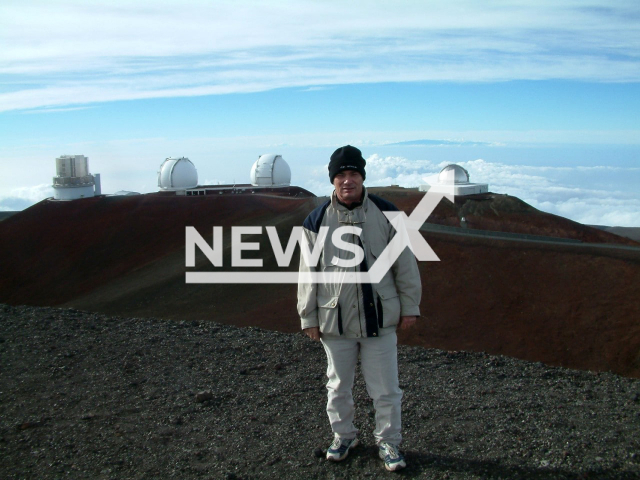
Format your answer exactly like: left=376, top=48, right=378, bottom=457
left=378, top=442, right=406, bottom=471
left=326, top=436, right=359, bottom=461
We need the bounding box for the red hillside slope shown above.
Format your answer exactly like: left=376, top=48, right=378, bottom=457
left=0, top=193, right=316, bottom=306
left=1, top=188, right=639, bottom=378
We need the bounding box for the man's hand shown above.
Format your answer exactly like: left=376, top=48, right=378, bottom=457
left=303, top=327, right=320, bottom=341
left=398, top=316, right=417, bottom=330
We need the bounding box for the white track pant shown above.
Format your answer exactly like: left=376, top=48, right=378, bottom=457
left=321, top=332, right=402, bottom=446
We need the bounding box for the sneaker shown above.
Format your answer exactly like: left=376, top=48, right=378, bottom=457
left=326, top=436, right=359, bottom=461
left=378, top=442, right=406, bottom=471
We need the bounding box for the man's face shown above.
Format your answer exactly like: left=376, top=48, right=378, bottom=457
left=333, top=170, right=364, bottom=205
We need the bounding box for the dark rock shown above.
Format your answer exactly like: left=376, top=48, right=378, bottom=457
left=195, top=391, right=214, bottom=403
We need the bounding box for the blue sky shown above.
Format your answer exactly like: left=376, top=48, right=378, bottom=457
left=1, top=1, right=639, bottom=226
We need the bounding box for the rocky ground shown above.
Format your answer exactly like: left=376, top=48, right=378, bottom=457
left=1, top=304, right=639, bottom=479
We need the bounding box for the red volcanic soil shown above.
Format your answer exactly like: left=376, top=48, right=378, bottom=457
left=0, top=193, right=315, bottom=306
left=1, top=188, right=639, bottom=378
left=406, top=234, right=640, bottom=377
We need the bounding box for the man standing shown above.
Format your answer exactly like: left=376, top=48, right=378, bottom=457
left=297, top=145, right=421, bottom=472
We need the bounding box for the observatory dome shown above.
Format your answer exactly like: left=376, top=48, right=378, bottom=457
left=250, top=154, right=291, bottom=186
left=158, top=157, right=198, bottom=190
left=438, top=164, right=470, bottom=185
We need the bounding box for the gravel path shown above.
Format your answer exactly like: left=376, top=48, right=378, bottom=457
left=1, top=304, right=639, bottom=479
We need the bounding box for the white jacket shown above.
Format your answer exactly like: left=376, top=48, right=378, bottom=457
left=297, top=189, right=421, bottom=338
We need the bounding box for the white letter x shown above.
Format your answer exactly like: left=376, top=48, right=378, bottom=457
left=368, top=191, right=452, bottom=282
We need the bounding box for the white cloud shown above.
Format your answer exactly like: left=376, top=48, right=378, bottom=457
left=21, top=106, right=95, bottom=115
left=0, top=184, right=54, bottom=211
left=453, top=159, right=640, bottom=227
left=1, top=1, right=639, bottom=111
left=365, top=154, right=438, bottom=188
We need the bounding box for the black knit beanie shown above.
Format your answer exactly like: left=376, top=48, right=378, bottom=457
left=328, top=145, right=366, bottom=183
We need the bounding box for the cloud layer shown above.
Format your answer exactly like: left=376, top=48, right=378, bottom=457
left=1, top=1, right=639, bottom=111
left=301, top=156, right=640, bottom=228
left=2, top=157, right=638, bottom=227
left=0, top=184, right=54, bottom=211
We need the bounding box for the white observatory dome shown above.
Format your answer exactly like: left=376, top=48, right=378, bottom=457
left=438, top=164, right=470, bottom=185
left=250, top=154, right=291, bottom=186
left=158, top=157, right=198, bottom=190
